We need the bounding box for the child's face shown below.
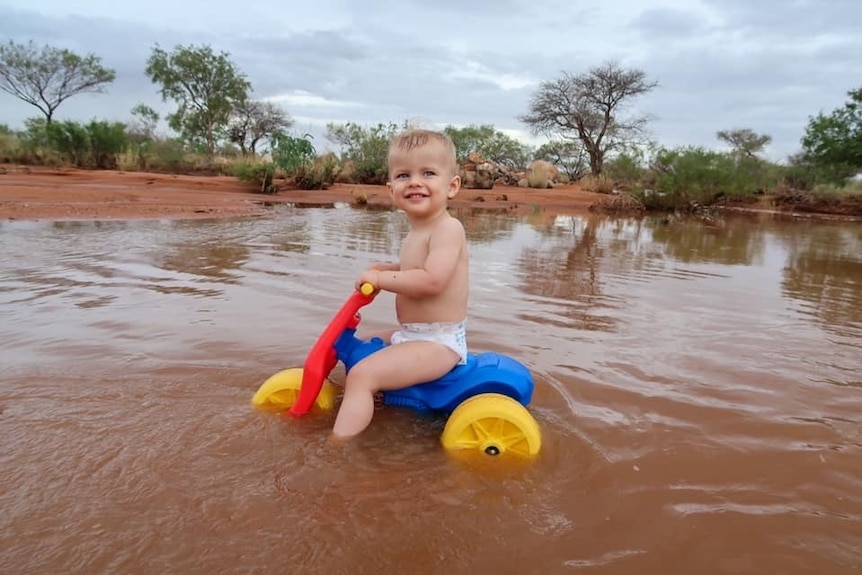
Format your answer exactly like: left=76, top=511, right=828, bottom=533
left=387, top=142, right=460, bottom=219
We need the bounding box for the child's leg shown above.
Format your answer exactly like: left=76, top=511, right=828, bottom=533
left=331, top=341, right=460, bottom=438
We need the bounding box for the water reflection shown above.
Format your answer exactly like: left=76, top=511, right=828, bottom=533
left=649, top=214, right=766, bottom=265
left=780, top=224, right=862, bottom=338
left=1, top=207, right=860, bottom=574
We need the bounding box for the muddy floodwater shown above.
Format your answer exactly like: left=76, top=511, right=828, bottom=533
left=1, top=206, right=860, bottom=574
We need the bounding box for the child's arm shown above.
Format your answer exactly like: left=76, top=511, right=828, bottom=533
left=372, top=218, right=465, bottom=297
left=355, top=262, right=400, bottom=291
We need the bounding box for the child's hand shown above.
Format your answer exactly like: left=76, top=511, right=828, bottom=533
left=356, top=269, right=381, bottom=293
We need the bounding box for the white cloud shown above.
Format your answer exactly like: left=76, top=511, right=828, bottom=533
left=449, top=60, right=536, bottom=92
left=266, top=90, right=362, bottom=110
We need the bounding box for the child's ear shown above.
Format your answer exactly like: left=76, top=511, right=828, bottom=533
left=447, top=175, right=461, bottom=199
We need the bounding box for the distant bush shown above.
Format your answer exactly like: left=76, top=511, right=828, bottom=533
left=604, top=150, right=647, bottom=190
left=0, top=131, right=20, bottom=163
left=445, top=124, right=531, bottom=170
left=233, top=161, right=278, bottom=194
left=270, top=133, right=337, bottom=190
left=85, top=121, right=128, bottom=169
left=526, top=170, right=549, bottom=189
left=533, top=139, right=588, bottom=181
left=326, top=122, right=399, bottom=185
left=579, top=173, right=614, bottom=194
left=639, top=146, right=782, bottom=210
left=10, top=118, right=130, bottom=169
left=294, top=153, right=338, bottom=190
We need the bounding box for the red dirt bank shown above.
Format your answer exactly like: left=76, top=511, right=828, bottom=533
left=3, top=165, right=858, bottom=221
left=0, top=165, right=603, bottom=221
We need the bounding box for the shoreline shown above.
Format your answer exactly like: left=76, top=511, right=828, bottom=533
left=0, top=165, right=603, bottom=222
left=1, top=164, right=858, bottom=222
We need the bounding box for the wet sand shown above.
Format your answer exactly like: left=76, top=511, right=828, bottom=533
left=0, top=165, right=604, bottom=221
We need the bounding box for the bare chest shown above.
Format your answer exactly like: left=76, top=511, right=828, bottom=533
left=398, top=231, right=430, bottom=269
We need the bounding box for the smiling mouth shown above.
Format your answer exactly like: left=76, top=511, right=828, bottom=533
left=405, top=193, right=428, bottom=199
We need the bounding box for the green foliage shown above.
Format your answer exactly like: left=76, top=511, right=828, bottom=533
left=45, top=120, right=90, bottom=166
left=272, top=133, right=316, bottom=173
left=640, top=146, right=781, bottom=209
left=41, top=119, right=129, bottom=168
left=604, top=150, right=646, bottom=188
left=295, top=155, right=338, bottom=190
left=534, top=139, right=588, bottom=180
left=444, top=124, right=531, bottom=169
left=129, top=103, right=159, bottom=139
left=228, top=100, right=293, bottom=156
left=717, top=128, right=772, bottom=158
left=0, top=40, right=115, bottom=123
left=801, top=87, right=862, bottom=184
left=87, top=121, right=128, bottom=168
left=233, top=161, right=278, bottom=194
left=0, top=126, right=20, bottom=162
left=11, top=116, right=129, bottom=168
left=326, top=122, right=400, bottom=185
left=444, top=124, right=490, bottom=161
left=269, top=133, right=337, bottom=190
left=19, top=117, right=50, bottom=146
left=146, top=138, right=191, bottom=172
left=145, top=44, right=251, bottom=159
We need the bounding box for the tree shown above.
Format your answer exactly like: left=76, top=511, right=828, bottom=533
left=717, top=128, right=771, bottom=159
left=326, top=122, right=402, bottom=185
left=444, top=124, right=531, bottom=169
left=0, top=40, right=115, bottom=124
left=520, top=62, right=657, bottom=176
left=534, top=139, right=589, bottom=180
left=801, top=87, right=862, bottom=183
left=129, top=103, right=159, bottom=140
left=228, top=100, right=293, bottom=156
left=444, top=124, right=494, bottom=161
left=145, top=44, right=250, bottom=159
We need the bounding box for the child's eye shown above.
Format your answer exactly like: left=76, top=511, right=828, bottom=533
left=395, top=172, right=409, bottom=179
left=423, top=170, right=436, bottom=177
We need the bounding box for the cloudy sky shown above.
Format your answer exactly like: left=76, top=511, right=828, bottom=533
left=1, top=0, right=859, bottom=161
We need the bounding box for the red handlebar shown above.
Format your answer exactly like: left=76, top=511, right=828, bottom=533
left=288, top=284, right=377, bottom=416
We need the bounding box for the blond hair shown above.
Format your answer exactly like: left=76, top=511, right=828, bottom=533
left=388, top=129, right=458, bottom=175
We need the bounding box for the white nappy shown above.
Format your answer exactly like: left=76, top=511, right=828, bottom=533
left=390, top=321, right=468, bottom=365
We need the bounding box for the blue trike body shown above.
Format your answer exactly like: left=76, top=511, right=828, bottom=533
left=333, top=327, right=534, bottom=414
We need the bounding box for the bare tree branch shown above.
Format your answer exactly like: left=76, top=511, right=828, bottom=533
left=0, top=40, right=115, bottom=123
left=520, top=62, right=657, bottom=176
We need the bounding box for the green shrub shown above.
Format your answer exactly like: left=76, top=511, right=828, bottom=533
left=580, top=173, right=614, bottom=193
left=641, top=146, right=782, bottom=209
left=604, top=150, right=646, bottom=189
left=269, top=133, right=339, bottom=190
left=148, top=138, right=190, bottom=172
left=326, top=122, right=399, bottom=185
left=86, top=120, right=128, bottom=169
left=295, top=154, right=338, bottom=190
left=233, top=161, right=278, bottom=194
left=0, top=132, right=20, bottom=163
left=45, top=120, right=90, bottom=166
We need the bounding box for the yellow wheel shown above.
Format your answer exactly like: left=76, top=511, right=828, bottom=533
left=441, top=393, right=541, bottom=457
left=251, top=368, right=337, bottom=412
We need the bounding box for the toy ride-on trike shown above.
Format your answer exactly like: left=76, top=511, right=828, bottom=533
left=251, top=283, right=541, bottom=457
